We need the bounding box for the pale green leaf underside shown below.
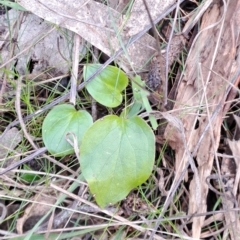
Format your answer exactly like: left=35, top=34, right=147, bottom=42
left=80, top=115, right=155, bottom=208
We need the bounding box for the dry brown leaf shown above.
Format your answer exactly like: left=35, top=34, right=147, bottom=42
left=17, top=0, right=175, bottom=72
left=106, top=0, right=133, bottom=14
left=0, top=127, right=22, bottom=177
left=0, top=10, right=86, bottom=76
left=164, top=0, right=240, bottom=237
left=123, top=0, right=175, bottom=37
left=0, top=127, right=22, bottom=160
left=16, top=192, right=57, bottom=234
left=156, top=168, right=168, bottom=196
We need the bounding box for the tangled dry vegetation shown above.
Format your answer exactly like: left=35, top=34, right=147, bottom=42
left=0, top=0, right=240, bottom=239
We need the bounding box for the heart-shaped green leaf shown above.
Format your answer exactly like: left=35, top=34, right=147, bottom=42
left=42, top=104, right=93, bottom=157
left=80, top=115, right=155, bottom=208
left=83, top=64, right=128, bottom=107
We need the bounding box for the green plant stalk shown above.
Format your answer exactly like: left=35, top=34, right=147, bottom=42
left=140, top=91, right=158, bottom=130
left=131, top=75, right=158, bottom=130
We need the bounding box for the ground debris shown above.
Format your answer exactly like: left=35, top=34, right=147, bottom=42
left=165, top=0, right=240, bottom=237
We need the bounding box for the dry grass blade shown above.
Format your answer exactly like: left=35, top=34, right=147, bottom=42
left=69, top=34, right=81, bottom=106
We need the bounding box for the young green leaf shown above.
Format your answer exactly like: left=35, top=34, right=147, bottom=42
left=83, top=64, right=128, bottom=107
left=20, top=165, right=42, bottom=183
left=80, top=115, right=155, bottom=208
left=42, top=104, right=93, bottom=157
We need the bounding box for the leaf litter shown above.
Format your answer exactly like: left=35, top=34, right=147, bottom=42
left=0, top=0, right=240, bottom=239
